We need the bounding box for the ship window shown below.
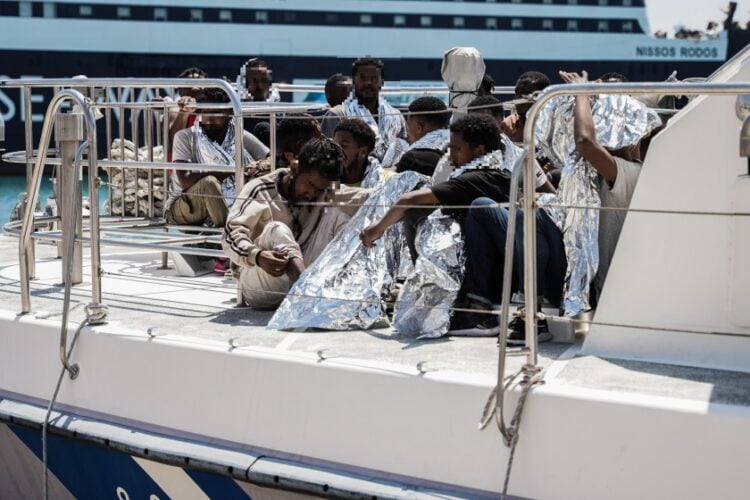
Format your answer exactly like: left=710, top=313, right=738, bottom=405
left=79, top=5, right=92, bottom=16
left=154, top=7, right=167, bottom=21
left=598, top=0, right=608, bottom=5
left=622, top=20, right=633, bottom=32
left=18, top=2, right=32, bottom=17
left=117, top=7, right=130, bottom=19
left=190, top=9, right=202, bottom=22
left=43, top=2, right=55, bottom=17
left=622, top=0, right=632, bottom=5
left=219, top=10, right=232, bottom=22
left=598, top=20, right=609, bottom=32
left=487, top=18, right=498, bottom=29
left=421, top=16, right=432, bottom=27
left=394, top=15, right=406, bottom=26
left=567, top=19, right=578, bottom=31
left=256, top=11, right=268, bottom=23
left=568, top=0, right=577, bottom=4
left=326, top=13, right=338, bottom=23
left=543, top=0, right=553, bottom=3
left=543, top=19, right=554, bottom=30
left=511, top=18, right=522, bottom=30
left=453, top=16, right=464, bottom=27
left=360, top=14, right=372, bottom=25
left=284, top=12, right=296, bottom=22
left=511, top=0, right=521, bottom=3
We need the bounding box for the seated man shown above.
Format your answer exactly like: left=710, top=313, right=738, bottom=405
left=166, top=66, right=208, bottom=154
left=332, top=118, right=383, bottom=188
left=166, top=88, right=269, bottom=228
left=321, top=56, right=406, bottom=161
left=452, top=69, right=650, bottom=337
left=468, top=95, right=503, bottom=122
left=359, top=114, right=510, bottom=265
left=275, top=114, right=322, bottom=170
left=501, top=71, right=551, bottom=143
left=392, top=96, right=451, bottom=177
left=325, top=73, right=352, bottom=108
left=223, top=138, right=371, bottom=310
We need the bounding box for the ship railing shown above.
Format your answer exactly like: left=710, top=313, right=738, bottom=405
left=486, top=80, right=750, bottom=446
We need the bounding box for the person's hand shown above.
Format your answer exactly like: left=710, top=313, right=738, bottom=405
left=559, top=70, right=589, bottom=85
left=256, top=250, right=289, bottom=277
left=177, top=95, right=197, bottom=114
left=359, top=223, right=385, bottom=248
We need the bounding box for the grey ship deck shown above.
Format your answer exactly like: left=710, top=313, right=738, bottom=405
left=2, top=234, right=749, bottom=407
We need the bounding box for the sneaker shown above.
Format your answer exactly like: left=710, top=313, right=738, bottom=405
left=505, top=315, right=552, bottom=345
left=213, top=258, right=228, bottom=275
left=449, top=311, right=501, bottom=337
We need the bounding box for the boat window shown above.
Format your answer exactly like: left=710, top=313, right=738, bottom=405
left=598, top=0, right=608, bottom=5
left=79, top=5, right=92, bottom=17
left=255, top=11, right=268, bottom=23
left=543, top=0, right=553, bottom=3
left=487, top=17, right=499, bottom=29
left=326, top=13, right=338, bottom=23
left=284, top=11, right=296, bottom=23
left=43, top=2, right=55, bottom=18
left=598, top=20, right=608, bottom=32
left=421, top=15, right=432, bottom=27
left=453, top=16, right=465, bottom=27
left=568, top=0, right=577, bottom=4
left=543, top=19, right=554, bottom=30
left=622, top=20, right=633, bottom=32
left=511, top=18, right=522, bottom=29
left=153, top=7, right=167, bottom=21
left=567, top=19, right=578, bottom=31
left=190, top=9, right=202, bottom=22
left=360, top=14, right=372, bottom=25
left=622, top=0, right=632, bottom=5
left=511, top=0, right=522, bottom=3
left=18, top=2, right=32, bottom=17
left=219, top=9, right=232, bottom=22
left=116, top=6, right=130, bottom=19
left=394, top=14, right=406, bottom=26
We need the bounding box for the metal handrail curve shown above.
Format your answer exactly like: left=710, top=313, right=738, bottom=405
left=491, top=81, right=750, bottom=438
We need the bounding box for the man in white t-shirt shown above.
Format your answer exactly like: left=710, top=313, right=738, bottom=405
left=166, top=88, right=269, bottom=228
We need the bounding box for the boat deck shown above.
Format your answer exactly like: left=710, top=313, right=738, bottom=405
left=1, top=234, right=749, bottom=407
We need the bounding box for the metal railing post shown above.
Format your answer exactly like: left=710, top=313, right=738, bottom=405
left=270, top=112, right=277, bottom=172
left=56, top=112, right=84, bottom=285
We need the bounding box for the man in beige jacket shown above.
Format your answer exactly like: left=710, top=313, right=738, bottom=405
left=223, top=138, right=371, bottom=310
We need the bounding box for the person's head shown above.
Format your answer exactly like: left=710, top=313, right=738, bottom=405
left=514, top=71, right=551, bottom=117
left=352, top=56, right=385, bottom=102
left=292, top=138, right=343, bottom=202
left=178, top=66, right=207, bottom=100
left=448, top=114, right=503, bottom=167
left=405, top=96, right=450, bottom=143
left=325, top=73, right=353, bottom=107
left=333, top=119, right=376, bottom=174
left=597, top=71, right=628, bottom=83
left=468, top=95, right=503, bottom=122
left=478, top=73, right=495, bottom=96
left=277, top=114, right=322, bottom=165
left=198, top=88, right=231, bottom=142
left=244, top=58, right=272, bottom=101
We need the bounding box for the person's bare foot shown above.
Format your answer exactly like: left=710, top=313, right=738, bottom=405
left=286, top=257, right=306, bottom=283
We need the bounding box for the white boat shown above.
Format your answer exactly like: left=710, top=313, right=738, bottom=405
left=0, top=0, right=729, bottom=163
left=1, top=47, right=749, bottom=499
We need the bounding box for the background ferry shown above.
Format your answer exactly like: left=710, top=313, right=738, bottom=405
left=0, top=0, right=731, bottom=170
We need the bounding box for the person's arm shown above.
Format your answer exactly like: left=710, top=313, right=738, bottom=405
left=559, top=70, right=618, bottom=184
left=359, top=188, right=438, bottom=247
left=167, top=96, right=197, bottom=147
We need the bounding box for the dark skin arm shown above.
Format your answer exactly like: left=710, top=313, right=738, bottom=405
left=173, top=160, right=231, bottom=191
left=559, top=70, right=618, bottom=185
left=359, top=188, right=438, bottom=247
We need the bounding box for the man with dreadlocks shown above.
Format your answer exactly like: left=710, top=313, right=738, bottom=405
left=166, top=88, right=269, bottom=228
left=223, top=138, right=371, bottom=310
left=321, top=56, right=406, bottom=161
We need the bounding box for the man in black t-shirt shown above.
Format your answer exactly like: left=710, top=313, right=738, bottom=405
left=393, top=96, right=451, bottom=177
left=360, top=114, right=509, bottom=263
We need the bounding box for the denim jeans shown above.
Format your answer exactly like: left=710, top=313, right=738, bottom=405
left=461, top=198, right=567, bottom=307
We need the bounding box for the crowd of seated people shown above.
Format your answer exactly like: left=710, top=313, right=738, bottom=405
left=159, top=56, right=662, bottom=341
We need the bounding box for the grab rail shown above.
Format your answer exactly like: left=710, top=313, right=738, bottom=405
left=491, top=81, right=750, bottom=441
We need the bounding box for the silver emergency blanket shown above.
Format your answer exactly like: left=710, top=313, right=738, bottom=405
left=449, top=149, right=504, bottom=179
left=381, top=128, right=450, bottom=168
left=534, top=94, right=661, bottom=316
left=268, top=171, right=425, bottom=331
left=360, top=156, right=386, bottom=189
left=441, top=47, right=485, bottom=114
left=343, top=92, right=406, bottom=161
left=392, top=212, right=464, bottom=338
left=191, top=120, right=250, bottom=206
